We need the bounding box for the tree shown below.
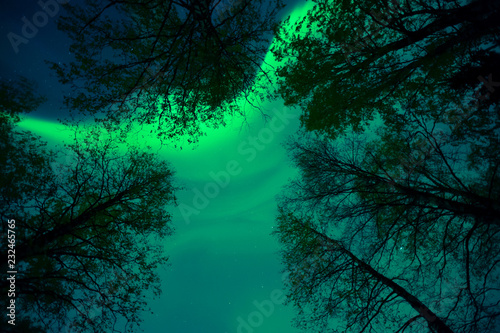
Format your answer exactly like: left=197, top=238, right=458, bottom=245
left=0, top=77, right=49, bottom=225
left=50, top=0, right=284, bottom=144
left=274, top=118, right=500, bottom=332
left=274, top=211, right=455, bottom=333
left=270, top=0, right=500, bottom=137
left=447, top=52, right=500, bottom=107
left=1, top=79, right=178, bottom=332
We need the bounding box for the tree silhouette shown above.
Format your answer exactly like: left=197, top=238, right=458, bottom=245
left=1, top=77, right=49, bottom=224
left=274, top=211, right=455, bottom=333
left=271, top=0, right=500, bottom=137
left=0, top=78, right=178, bottom=332
left=49, top=0, right=284, bottom=144
left=273, top=121, right=500, bottom=332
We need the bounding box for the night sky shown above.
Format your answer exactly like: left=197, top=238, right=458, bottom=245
left=1, top=1, right=310, bottom=332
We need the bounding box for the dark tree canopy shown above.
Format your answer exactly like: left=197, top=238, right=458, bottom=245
left=0, top=78, right=49, bottom=217
left=274, top=211, right=455, bottom=333
left=271, top=1, right=500, bottom=328
left=0, top=79, right=178, bottom=332
left=50, top=0, right=284, bottom=144
left=273, top=106, right=500, bottom=332
left=0, top=77, right=46, bottom=124
left=271, top=0, right=500, bottom=137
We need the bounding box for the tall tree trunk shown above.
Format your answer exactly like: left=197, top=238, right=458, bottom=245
left=392, top=182, right=500, bottom=227
left=307, top=226, right=455, bottom=333
left=16, top=191, right=127, bottom=261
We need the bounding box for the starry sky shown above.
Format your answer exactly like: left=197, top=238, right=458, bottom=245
left=0, top=1, right=312, bottom=332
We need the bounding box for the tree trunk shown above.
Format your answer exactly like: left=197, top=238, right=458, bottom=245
left=392, top=182, right=500, bottom=227
left=16, top=191, right=127, bottom=261
left=307, top=226, right=455, bottom=333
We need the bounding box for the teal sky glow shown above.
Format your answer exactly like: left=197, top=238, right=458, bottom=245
left=12, top=2, right=316, bottom=332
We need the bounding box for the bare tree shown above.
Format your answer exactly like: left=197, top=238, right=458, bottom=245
left=271, top=0, right=500, bottom=137
left=1, top=80, right=178, bottom=332
left=274, top=117, right=500, bottom=331
left=274, top=210, right=455, bottom=333
left=50, top=0, right=284, bottom=144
